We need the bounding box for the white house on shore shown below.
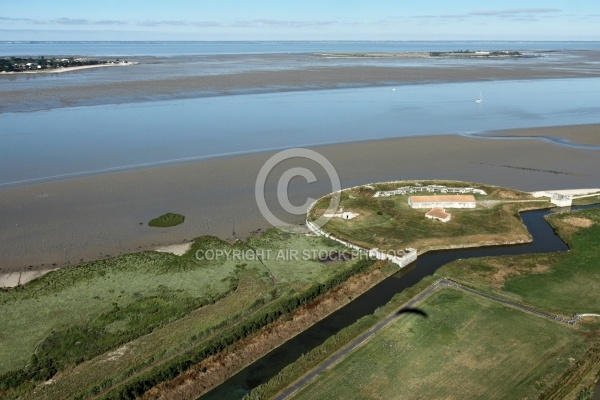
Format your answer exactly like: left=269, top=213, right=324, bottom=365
left=408, top=194, right=477, bottom=209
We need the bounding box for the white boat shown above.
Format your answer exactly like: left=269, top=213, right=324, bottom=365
left=475, top=91, right=483, bottom=103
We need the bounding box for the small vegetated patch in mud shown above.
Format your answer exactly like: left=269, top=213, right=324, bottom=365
left=148, top=213, right=185, bottom=227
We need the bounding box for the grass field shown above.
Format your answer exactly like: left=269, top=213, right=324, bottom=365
left=0, top=229, right=359, bottom=399
left=311, top=180, right=548, bottom=253
left=437, top=207, right=600, bottom=315
left=291, top=289, right=591, bottom=400
left=24, top=271, right=271, bottom=400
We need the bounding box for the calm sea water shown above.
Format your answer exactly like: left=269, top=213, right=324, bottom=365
left=2, top=40, right=600, bottom=57
left=1, top=41, right=599, bottom=187
left=1, top=77, right=599, bottom=187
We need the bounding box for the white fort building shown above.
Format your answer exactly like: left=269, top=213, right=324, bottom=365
left=408, top=194, right=477, bottom=209
left=374, top=184, right=486, bottom=198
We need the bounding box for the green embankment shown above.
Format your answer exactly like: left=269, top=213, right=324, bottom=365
left=0, top=229, right=368, bottom=399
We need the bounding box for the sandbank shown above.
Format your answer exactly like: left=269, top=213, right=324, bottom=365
left=1, top=124, right=599, bottom=274
left=0, top=269, right=57, bottom=288
left=154, top=242, right=193, bottom=256
left=482, top=124, right=600, bottom=146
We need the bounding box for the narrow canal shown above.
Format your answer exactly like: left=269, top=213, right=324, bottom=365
left=201, top=204, right=598, bottom=399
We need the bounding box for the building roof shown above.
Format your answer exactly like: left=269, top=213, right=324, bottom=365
left=426, top=207, right=451, bottom=220
left=410, top=194, right=476, bottom=203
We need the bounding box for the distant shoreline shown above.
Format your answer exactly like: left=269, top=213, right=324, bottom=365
left=1, top=61, right=137, bottom=75
left=2, top=49, right=600, bottom=114
left=317, top=50, right=526, bottom=59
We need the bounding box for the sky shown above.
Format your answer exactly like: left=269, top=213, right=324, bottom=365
left=1, top=0, right=599, bottom=41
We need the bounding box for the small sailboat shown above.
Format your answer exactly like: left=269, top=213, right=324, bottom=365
left=475, top=91, right=483, bottom=104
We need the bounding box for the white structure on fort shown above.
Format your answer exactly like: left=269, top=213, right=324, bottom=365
left=367, top=247, right=418, bottom=266
left=408, top=194, right=477, bottom=209
left=323, top=210, right=360, bottom=220
left=530, top=188, right=600, bottom=208
left=425, top=207, right=452, bottom=222
left=550, top=193, right=572, bottom=207
left=374, top=184, right=486, bottom=198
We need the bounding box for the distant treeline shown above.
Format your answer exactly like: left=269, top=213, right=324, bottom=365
left=0, top=56, right=126, bottom=72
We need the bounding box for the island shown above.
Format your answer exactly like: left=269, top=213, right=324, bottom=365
left=429, top=50, right=524, bottom=57
left=0, top=56, right=134, bottom=73
left=316, top=50, right=526, bottom=59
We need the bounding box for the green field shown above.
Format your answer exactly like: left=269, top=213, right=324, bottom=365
left=437, top=208, right=600, bottom=315
left=291, top=289, right=591, bottom=400
left=23, top=271, right=271, bottom=400
left=311, top=180, right=548, bottom=253
left=0, top=229, right=366, bottom=399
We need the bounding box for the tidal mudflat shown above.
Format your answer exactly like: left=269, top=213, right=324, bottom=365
left=1, top=49, right=600, bottom=273
left=1, top=127, right=599, bottom=273
left=2, top=49, right=600, bottom=114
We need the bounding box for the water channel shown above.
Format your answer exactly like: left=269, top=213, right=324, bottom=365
left=2, top=78, right=600, bottom=187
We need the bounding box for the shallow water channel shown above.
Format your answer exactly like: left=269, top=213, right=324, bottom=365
left=2, top=77, right=600, bottom=187
left=201, top=204, right=598, bottom=399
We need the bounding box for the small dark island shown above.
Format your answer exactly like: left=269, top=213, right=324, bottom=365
left=148, top=213, right=185, bottom=228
